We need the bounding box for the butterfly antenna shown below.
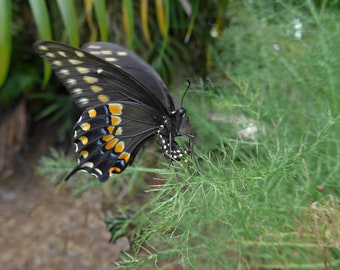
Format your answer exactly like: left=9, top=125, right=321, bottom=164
left=181, top=79, right=191, bottom=107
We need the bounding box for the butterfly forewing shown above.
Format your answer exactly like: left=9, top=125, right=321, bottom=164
left=34, top=41, right=167, bottom=113
left=81, top=42, right=175, bottom=113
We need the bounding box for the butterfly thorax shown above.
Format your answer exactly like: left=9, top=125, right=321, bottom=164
left=158, top=107, right=186, bottom=160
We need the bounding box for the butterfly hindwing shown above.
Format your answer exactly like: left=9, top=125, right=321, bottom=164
left=68, top=102, right=159, bottom=182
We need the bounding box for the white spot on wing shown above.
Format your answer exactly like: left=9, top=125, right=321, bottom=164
left=52, top=60, right=62, bottom=66
left=82, top=162, right=94, bottom=168
left=88, top=45, right=101, bottom=49
left=69, top=59, right=83, bottom=65
left=117, top=51, right=128, bottom=56
left=72, top=88, right=83, bottom=94
left=101, top=50, right=112, bottom=55
left=57, top=51, right=67, bottom=57
left=75, top=50, right=85, bottom=57
left=67, top=78, right=77, bottom=85
left=105, top=57, right=118, bottom=62
left=76, top=116, right=82, bottom=123
left=46, top=52, right=55, bottom=58
left=78, top=98, right=89, bottom=105
left=95, top=168, right=103, bottom=175
left=38, top=45, right=48, bottom=51
left=59, top=69, right=70, bottom=75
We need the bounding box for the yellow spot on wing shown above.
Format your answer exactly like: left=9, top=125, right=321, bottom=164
left=79, top=136, right=88, bottom=145
left=90, top=85, right=103, bottom=92
left=69, top=59, right=83, bottom=65
left=80, top=150, right=89, bottom=158
left=80, top=122, right=91, bottom=131
left=117, top=51, right=128, bottom=56
left=98, top=94, right=110, bottom=103
left=76, top=67, right=90, bottom=74
left=108, top=104, right=122, bottom=115
left=118, top=152, right=130, bottom=163
left=115, top=127, right=122, bottom=135
left=83, top=76, right=98, bottom=83
left=88, top=109, right=97, bottom=118
left=114, top=141, right=124, bottom=153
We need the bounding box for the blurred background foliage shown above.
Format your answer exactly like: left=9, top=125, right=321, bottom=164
left=0, top=0, right=227, bottom=176
left=0, top=0, right=228, bottom=106
left=1, top=0, right=339, bottom=268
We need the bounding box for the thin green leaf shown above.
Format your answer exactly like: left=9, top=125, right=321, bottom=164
left=122, top=0, right=135, bottom=49
left=0, top=0, right=12, bottom=87
left=56, top=0, right=79, bottom=47
left=94, top=0, right=108, bottom=41
left=140, top=0, right=152, bottom=46
left=29, top=0, right=53, bottom=86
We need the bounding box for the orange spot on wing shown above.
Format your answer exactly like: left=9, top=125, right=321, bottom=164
left=98, top=94, right=109, bottom=103
left=118, top=152, right=130, bottom=163
left=102, top=135, right=114, bottom=142
left=111, top=116, right=121, bottom=125
left=114, top=141, right=125, bottom=153
left=105, top=138, right=118, bottom=150
left=108, top=104, right=122, bottom=115
left=107, top=126, right=115, bottom=134
left=109, top=167, right=122, bottom=174
left=88, top=109, right=97, bottom=118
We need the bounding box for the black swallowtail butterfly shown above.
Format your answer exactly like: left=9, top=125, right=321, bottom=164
left=34, top=41, right=190, bottom=182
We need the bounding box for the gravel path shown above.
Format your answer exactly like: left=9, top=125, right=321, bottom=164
left=0, top=172, right=128, bottom=270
